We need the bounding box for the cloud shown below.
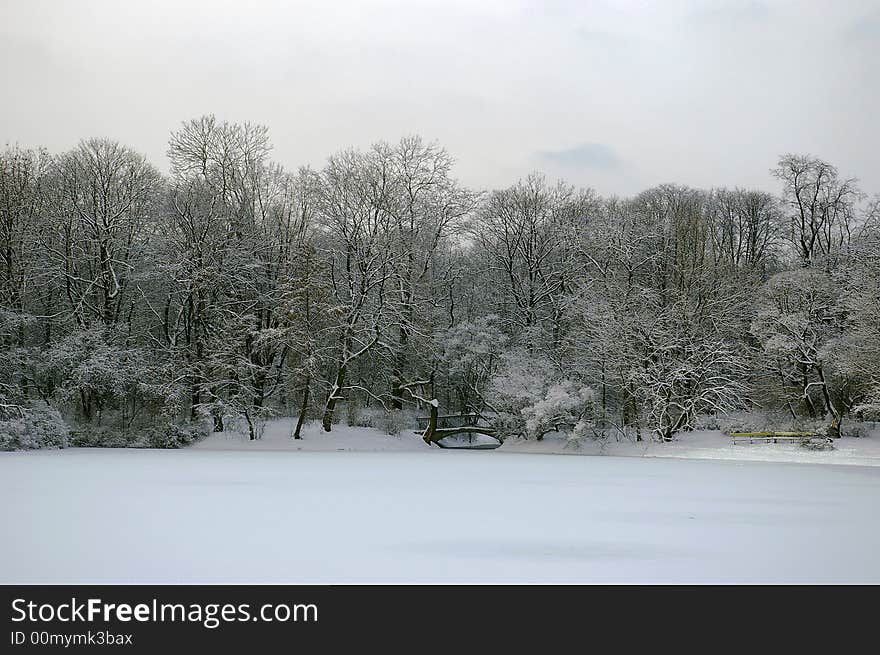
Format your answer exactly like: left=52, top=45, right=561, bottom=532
left=689, top=0, right=770, bottom=24
left=843, top=10, right=880, bottom=41
left=536, top=143, right=621, bottom=170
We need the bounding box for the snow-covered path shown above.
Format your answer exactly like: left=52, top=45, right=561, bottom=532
left=3, top=447, right=879, bottom=583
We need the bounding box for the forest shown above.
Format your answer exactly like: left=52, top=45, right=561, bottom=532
left=1, top=115, right=878, bottom=449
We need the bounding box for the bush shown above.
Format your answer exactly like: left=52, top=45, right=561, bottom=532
left=379, top=409, right=412, bottom=437
left=142, top=423, right=209, bottom=449
left=345, top=401, right=365, bottom=427
left=853, top=399, right=880, bottom=422
left=522, top=382, right=595, bottom=440
left=489, top=352, right=594, bottom=440
left=0, top=402, right=69, bottom=451
left=694, top=413, right=721, bottom=430
left=68, top=425, right=135, bottom=448
left=565, top=419, right=601, bottom=449
left=343, top=404, right=415, bottom=435
left=717, top=410, right=811, bottom=434
left=68, top=422, right=208, bottom=448
left=842, top=423, right=868, bottom=438
left=801, top=438, right=834, bottom=451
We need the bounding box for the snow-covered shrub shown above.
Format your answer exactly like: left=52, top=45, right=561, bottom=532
left=801, top=438, right=834, bottom=451
left=564, top=417, right=604, bottom=449
left=378, top=410, right=410, bottom=437
left=143, top=423, right=209, bottom=449
left=345, top=401, right=365, bottom=427
left=812, top=420, right=849, bottom=440
left=68, top=426, right=133, bottom=448
left=489, top=351, right=594, bottom=440
left=0, top=402, right=69, bottom=451
left=488, top=352, right=555, bottom=439
left=41, top=326, right=180, bottom=427
left=522, top=382, right=595, bottom=441
left=717, top=410, right=791, bottom=434
left=222, top=411, right=270, bottom=440
left=694, top=414, right=721, bottom=430
left=842, top=424, right=867, bottom=438
left=340, top=405, right=414, bottom=436
left=852, top=392, right=880, bottom=422
left=69, top=422, right=208, bottom=448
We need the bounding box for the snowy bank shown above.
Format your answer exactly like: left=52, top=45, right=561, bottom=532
left=193, top=418, right=880, bottom=468
left=192, top=419, right=431, bottom=452
left=499, top=427, right=880, bottom=468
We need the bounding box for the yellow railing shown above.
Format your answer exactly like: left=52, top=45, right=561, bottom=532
left=728, top=431, right=815, bottom=438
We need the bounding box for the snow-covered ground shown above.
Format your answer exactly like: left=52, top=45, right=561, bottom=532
left=195, top=418, right=880, bottom=468
left=503, top=426, right=880, bottom=467
left=2, top=420, right=880, bottom=583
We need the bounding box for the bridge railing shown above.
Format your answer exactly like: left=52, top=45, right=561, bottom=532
left=415, top=413, right=483, bottom=431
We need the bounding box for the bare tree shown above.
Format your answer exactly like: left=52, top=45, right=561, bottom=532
left=47, top=139, right=162, bottom=328
left=159, top=115, right=279, bottom=434
left=474, top=174, right=593, bottom=352
left=0, top=145, right=52, bottom=346
left=385, top=136, right=476, bottom=407
left=706, top=187, right=784, bottom=271
left=316, top=146, right=398, bottom=431
left=774, top=154, right=861, bottom=264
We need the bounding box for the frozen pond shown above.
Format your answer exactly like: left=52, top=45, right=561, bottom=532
left=2, top=448, right=879, bottom=583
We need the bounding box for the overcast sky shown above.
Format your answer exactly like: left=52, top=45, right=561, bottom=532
left=1, top=0, right=877, bottom=196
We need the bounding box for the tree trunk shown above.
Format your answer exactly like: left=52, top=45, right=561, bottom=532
left=211, top=407, right=224, bottom=433
left=801, top=365, right=818, bottom=418
left=392, top=318, right=409, bottom=409
left=816, top=365, right=842, bottom=438
left=391, top=369, right=403, bottom=410
left=252, top=372, right=265, bottom=409
left=189, top=377, right=200, bottom=421
left=422, top=401, right=439, bottom=445
left=322, top=365, right=346, bottom=432
left=293, top=374, right=310, bottom=439
left=80, top=389, right=92, bottom=422
left=244, top=409, right=256, bottom=441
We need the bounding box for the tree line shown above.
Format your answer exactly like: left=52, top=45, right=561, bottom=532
left=2, top=115, right=878, bottom=448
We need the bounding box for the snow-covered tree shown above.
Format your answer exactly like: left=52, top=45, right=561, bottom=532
left=751, top=266, right=849, bottom=435
left=280, top=240, right=337, bottom=439
left=774, top=154, right=861, bottom=265
left=472, top=174, right=594, bottom=353
left=158, top=116, right=298, bottom=434
left=315, top=146, right=398, bottom=430
left=631, top=327, right=747, bottom=441
left=705, top=187, right=784, bottom=272
left=0, top=145, right=52, bottom=346
left=384, top=136, right=476, bottom=407
left=489, top=350, right=595, bottom=441
left=48, top=139, right=162, bottom=327
left=438, top=314, right=508, bottom=413
left=2, top=122, right=879, bottom=451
